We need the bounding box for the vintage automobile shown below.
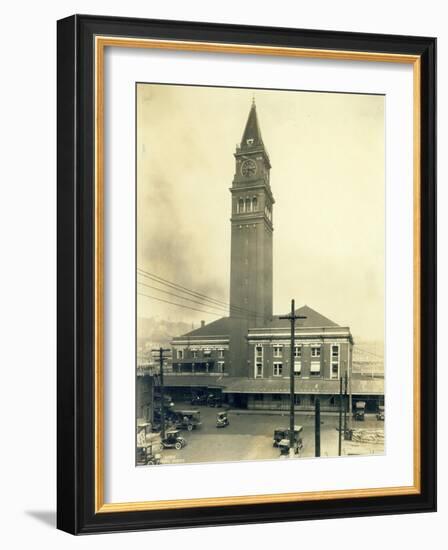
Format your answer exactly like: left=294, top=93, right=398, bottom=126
left=152, top=408, right=176, bottom=431
left=353, top=401, right=366, bottom=421
left=154, top=393, right=175, bottom=410
left=207, top=394, right=223, bottom=407
left=216, top=411, right=229, bottom=428
left=136, top=444, right=161, bottom=465
left=277, top=437, right=303, bottom=456
left=173, top=409, right=202, bottom=431
left=376, top=405, right=385, bottom=421
left=161, top=430, right=187, bottom=450
left=273, top=425, right=303, bottom=447
left=136, top=423, right=161, bottom=465
left=190, top=393, right=208, bottom=406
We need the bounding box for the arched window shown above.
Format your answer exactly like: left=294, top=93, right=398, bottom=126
left=245, top=198, right=252, bottom=212
left=252, top=196, right=258, bottom=211
left=238, top=198, right=244, bottom=213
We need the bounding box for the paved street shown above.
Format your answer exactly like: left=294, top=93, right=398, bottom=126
left=147, top=402, right=384, bottom=466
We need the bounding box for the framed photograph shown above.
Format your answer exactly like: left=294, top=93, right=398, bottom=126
left=57, top=15, right=436, bottom=534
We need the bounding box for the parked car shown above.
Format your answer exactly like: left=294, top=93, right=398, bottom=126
left=136, top=444, right=161, bottom=465
left=207, top=394, right=223, bottom=407
left=154, top=394, right=175, bottom=409
left=273, top=426, right=303, bottom=447
left=136, top=423, right=161, bottom=465
left=353, top=401, right=366, bottom=421
left=216, top=411, right=229, bottom=428
left=153, top=408, right=177, bottom=428
left=173, top=410, right=202, bottom=431
left=376, top=405, right=385, bottom=421
left=161, top=430, right=187, bottom=450
left=277, top=438, right=303, bottom=456
left=190, top=393, right=208, bottom=406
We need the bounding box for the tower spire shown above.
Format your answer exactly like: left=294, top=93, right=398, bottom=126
left=241, top=99, right=264, bottom=149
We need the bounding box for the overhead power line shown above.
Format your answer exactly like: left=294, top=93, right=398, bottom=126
left=138, top=291, right=267, bottom=322
left=138, top=280, right=230, bottom=315
left=354, top=346, right=384, bottom=360
left=138, top=292, right=231, bottom=318
left=137, top=266, right=260, bottom=318
left=137, top=267, right=248, bottom=314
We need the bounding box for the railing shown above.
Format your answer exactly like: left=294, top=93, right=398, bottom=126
left=168, top=372, right=229, bottom=377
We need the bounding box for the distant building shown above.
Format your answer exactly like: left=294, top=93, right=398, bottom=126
left=163, top=101, right=383, bottom=411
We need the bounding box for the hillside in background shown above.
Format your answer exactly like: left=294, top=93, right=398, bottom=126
left=137, top=317, right=192, bottom=352
left=352, top=339, right=384, bottom=375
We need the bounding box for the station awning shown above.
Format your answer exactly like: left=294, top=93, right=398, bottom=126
left=162, top=375, right=384, bottom=395
left=163, top=375, right=226, bottom=388
left=221, top=377, right=384, bottom=395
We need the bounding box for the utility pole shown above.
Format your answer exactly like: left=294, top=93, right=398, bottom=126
left=338, top=376, right=343, bottom=456
left=348, top=348, right=353, bottom=432
left=315, top=398, right=321, bottom=457
left=343, top=371, right=348, bottom=439
left=153, top=347, right=169, bottom=439
left=279, top=299, right=306, bottom=457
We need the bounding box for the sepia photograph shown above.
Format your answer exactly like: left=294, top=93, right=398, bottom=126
left=136, top=82, right=385, bottom=467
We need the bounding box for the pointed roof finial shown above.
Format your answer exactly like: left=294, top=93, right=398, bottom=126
left=241, top=97, right=263, bottom=149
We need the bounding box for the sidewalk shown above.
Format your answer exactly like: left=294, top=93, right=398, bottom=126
left=228, top=408, right=378, bottom=418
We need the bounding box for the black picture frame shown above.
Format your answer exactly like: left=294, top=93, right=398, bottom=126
left=57, top=14, right=436, bottom=534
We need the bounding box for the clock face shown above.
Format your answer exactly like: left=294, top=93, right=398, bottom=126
left=241, top=159, right=257, bottom=177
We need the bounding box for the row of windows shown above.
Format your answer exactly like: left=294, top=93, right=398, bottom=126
left=236, top=198, right=273, bottom=220
left=177, top=349, right=225, bottom=359
left=237, top=197, right=258, bottom=213
left=272, top=362, right=322, bottom=377
left=256, top=361, right=322, bottom=377
left=258, top=344, right=340, bottom=359
left=173, top=361, right=226, bottom=372
left=255, top=344, right=341, bottom=379
left=256, top=360, right=343, bottom=379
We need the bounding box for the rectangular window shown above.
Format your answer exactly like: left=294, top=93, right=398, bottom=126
left=203, top=349, right=211, bottom=357
left=192, top=350, right=197, bottom=358
left=177, top=349, right=183, bottom=359
left=294, top=361, right=301, bottom=376
left=294, top=346, right=302, bottom=358
left=254, top=345, right=263, bottom=377
left=310, top=361, right=321, bottom=376
left=273, top=362, right=283, bottom=376
left=311, top=346, right=321, bottom=358
left=218, top=361, right=225, bottom=373
left=294, top=395, right=301, bottom=405
left=219, top=349, right=224, bottom=358
left=331, top=345, right=340, bottom=378
left=273, top=346, right=282, bottom=358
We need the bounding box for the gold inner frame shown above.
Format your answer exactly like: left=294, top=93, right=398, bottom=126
left=94, top=35, right=421, bottom=514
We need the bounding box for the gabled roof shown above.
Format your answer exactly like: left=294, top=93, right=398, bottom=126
left=173, top=306, right=340, bottom=341
left=240, top=101, right=264, bottom=149
left=175, top=316, right=230, bottom=338
left=270, top=305, right=340, bottom=329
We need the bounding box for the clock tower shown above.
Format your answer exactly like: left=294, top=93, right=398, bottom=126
left=229, top=100, right=275, bottom=377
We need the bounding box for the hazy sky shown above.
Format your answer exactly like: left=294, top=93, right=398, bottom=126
left=137, top=84, right=384, bottom=341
